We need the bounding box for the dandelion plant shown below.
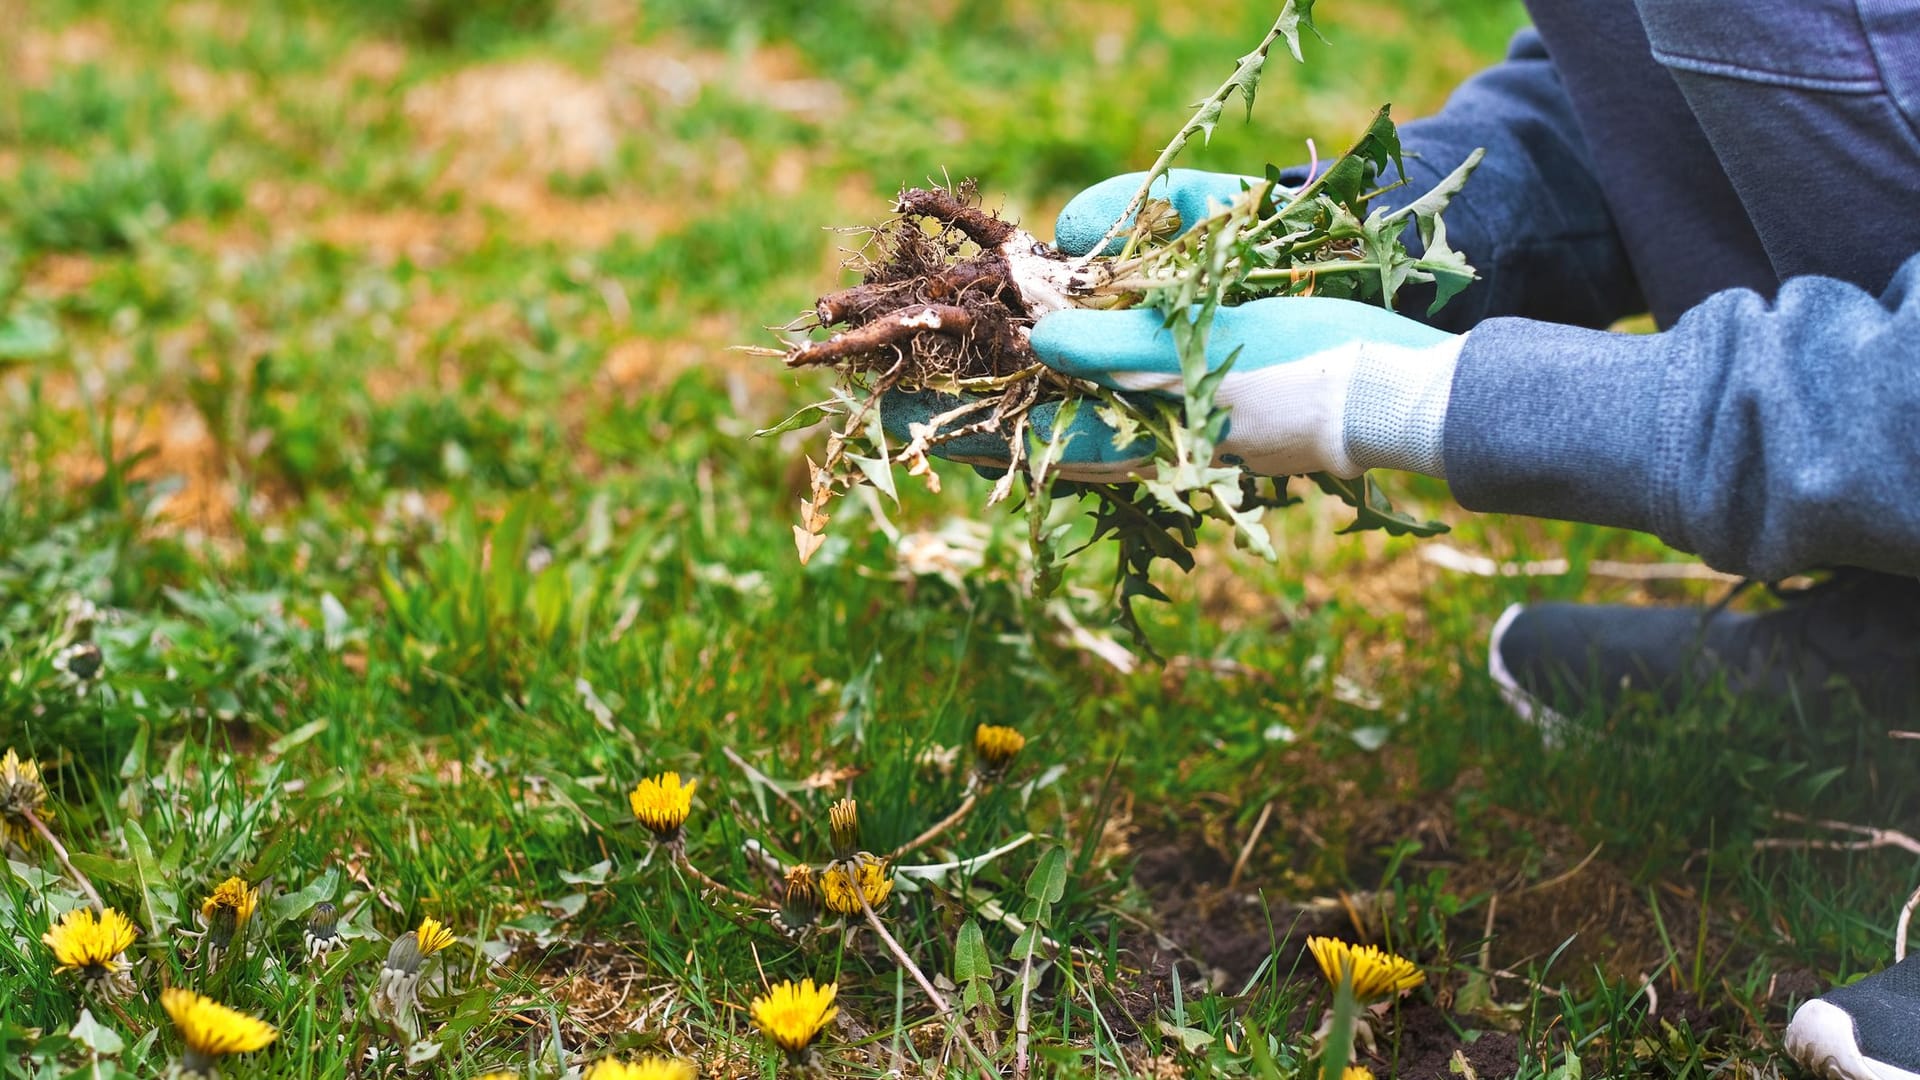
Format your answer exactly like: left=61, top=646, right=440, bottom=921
left=760, top=1, right=1484, bottom=647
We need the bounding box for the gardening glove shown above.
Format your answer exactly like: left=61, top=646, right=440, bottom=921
left=885, top=296, right=1466, bottom=482
left=1054, top=169, right=1271, bottom=257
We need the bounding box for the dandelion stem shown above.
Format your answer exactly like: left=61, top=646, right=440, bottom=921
left=857, top=895, right=999, bottom=1077
left=1083, top=14, right=1295, bottom=264
left=101, top=995, right=142, bottom=1035
left=23, top=808, right=103, bottom=912
left=889, top=788, right=979, bottom=860
left=1014, top=935, right=1038, bottom=1080
left=673, top=850, right=767, bottom=910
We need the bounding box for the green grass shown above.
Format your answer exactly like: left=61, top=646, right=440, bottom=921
left=1, top=2, right=1915, bottom=1077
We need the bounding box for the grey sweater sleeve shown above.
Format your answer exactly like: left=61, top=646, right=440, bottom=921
left=1371, top=30, right=1647, bottom=332
left=1444, top=252, right=1920, bottom=580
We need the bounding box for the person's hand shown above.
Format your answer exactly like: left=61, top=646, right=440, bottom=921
left=880, top=168, right=1467, bottom=483
left=883, top=296, right=1465, bottom=482
left=1053, top=169, right=1269, bottom=256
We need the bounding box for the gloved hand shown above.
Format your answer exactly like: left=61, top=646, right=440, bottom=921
left=883, top=297, right=1466, bottom=482
left=882, top=168, right=1468, bottom=482
left=1054, top=169, right=1271, bottom=256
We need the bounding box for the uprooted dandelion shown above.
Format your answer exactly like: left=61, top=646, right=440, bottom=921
left=759, top=2, right=1482, bottom=648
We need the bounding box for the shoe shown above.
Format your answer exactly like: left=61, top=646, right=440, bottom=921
left=1488, top=570, right=1920, bottom=727
left=1786, top=956, right=1920, bottom=1080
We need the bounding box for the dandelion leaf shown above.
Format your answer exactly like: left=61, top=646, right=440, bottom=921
left=1276, top=0, right=1323, bottom=63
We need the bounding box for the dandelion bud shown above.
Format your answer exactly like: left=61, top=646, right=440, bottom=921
left=972, top=724, right=1026, bottom=777
left=629, top=772, right=697, bottom=843
left=198, top=876, right=258, bottom=958
left=777, top=864, right=818, bottom=932
left=383, top=930, right=424, bottom=977
left=61, top=641, right=104, bottom=681
left=207, top=906, right=239, bottom=952
left=304, top=902, right=341, bottom=960
left=827, top=798, right=860, bottom=859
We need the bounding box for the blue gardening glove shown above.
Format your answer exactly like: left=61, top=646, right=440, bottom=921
left=880, top=168, right=1466, bottom=482
left=883, top=297, right=1467, bottom=482
left=1055, top=169, right=1271, bottom=256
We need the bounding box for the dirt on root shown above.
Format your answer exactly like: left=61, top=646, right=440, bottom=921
left=784, top=182, right=1042, bottom=388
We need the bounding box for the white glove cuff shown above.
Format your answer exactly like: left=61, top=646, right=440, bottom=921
left=1342, top=334, right=1465, bottom=479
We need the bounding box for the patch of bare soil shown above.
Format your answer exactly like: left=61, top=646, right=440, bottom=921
left=1389, top=1001, right=1520, bottom=1080
left=405, top=59, right=631, bottom=183
left=1118, top=793, right=1770, bottom=1066
left=11, top=19, right=112, bottom=88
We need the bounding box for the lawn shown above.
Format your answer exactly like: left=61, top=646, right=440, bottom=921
left=2, top=1, right=1917, bottom=1077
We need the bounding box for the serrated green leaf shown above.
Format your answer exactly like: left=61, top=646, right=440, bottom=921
left=1312, top=472, right=1449, bottom=536
left=1307, top=105, right=1402, bottom=214
left=1417, top=217, right=1478, bottom=316
left=268, top=868, right=339, bottom=923
left=847, top=452, right=897, bottom=502
left=752, top=401, right=835, bottom=438
left=1192, top=99, right=1224, bottom=143
left=1387, top=146, right=1485, bottom=242
left=1275, top=0, right=1322, bottom=63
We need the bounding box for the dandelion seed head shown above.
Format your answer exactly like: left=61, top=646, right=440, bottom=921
left=1306, top=936, right=1424, bottom=1003
left=751, top=978, right=838, bottom=1054
left=628, top=772, right=696, bottom=841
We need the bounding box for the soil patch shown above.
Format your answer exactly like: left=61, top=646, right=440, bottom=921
left=1387, top=1001, right=1520, bottom=1080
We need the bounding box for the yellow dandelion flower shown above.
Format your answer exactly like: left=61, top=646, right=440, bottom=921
left=583, top=1057, right=697, bottom=1080
left=474, top=1074, right=520, bottom=1080
left=1306, top=936, right=1424, bottom=1003
left=199, top=876, right=259, bottom=952
left=818, top=854, right=893, bottom=916
left=973, top=724, right=1026, bottom=774
left=0, top=747, right=52, bottom=849
left=629, top=772, right=696, bottom=840
left=161, top=987, right=277, bottom=1073
left=1341, top=1069, right=1375, bottom=1080
left=751, top=978, right=838, bottom=1054
left=43, top=906, right=138, bottom=977
left=200, top=876, right=260, bottom=924
left=827, top=797, right=859, bottom=858
left=416, top=915, right=456, bottom=957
